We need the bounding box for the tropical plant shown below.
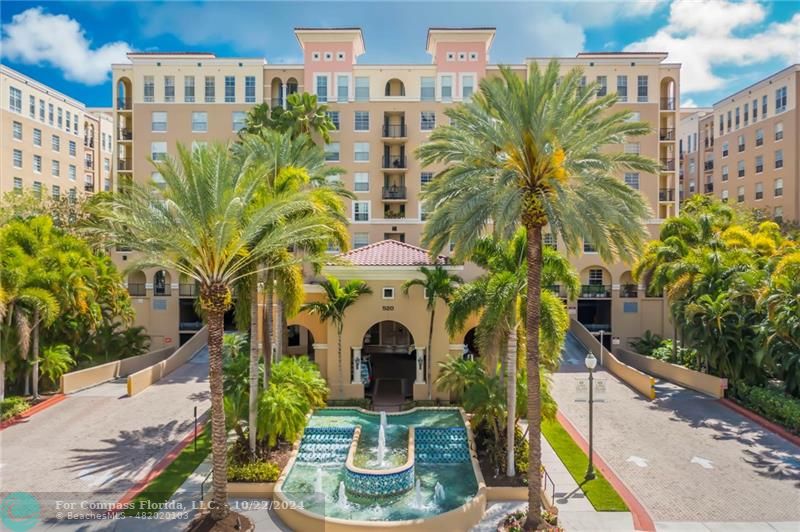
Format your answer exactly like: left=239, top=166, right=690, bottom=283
left=240, top=92, right=336, bottom=143
left=88, top=142, right=339, bottom=521
left=629, top=330, right=665, bottom=356
left=270, top=356, right=328, bottom=408
left=257, top=384, right=310, bottom=447
left=38, top=344, right=75, bottom=386
left=301, top=276, right=372, bottom=396
left=401, top=266, right=462, bottom=399
left=417, top=62, right=657, bottom=527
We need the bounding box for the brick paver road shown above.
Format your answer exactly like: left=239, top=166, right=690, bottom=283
left=0, top=346, right=209, bottom=520
left=553, top=333, right=800, bottom=525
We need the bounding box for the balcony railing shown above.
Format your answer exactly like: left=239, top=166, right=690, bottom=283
left=84, top=183, right=94, bottom=192
left=179, top=283, right=199, bottom=297
left=620, top=284, right=638, bottom=298
left=756, top=137, right=764, bottom=147
left=382, top=185, right=407, bottom=200
left=127, top=283, right=146, bottom=297
left=116, top=98, right=131, bottom=110
left=179, top=321, right=204, bottom=331
left=756, top=164, right=763, bottom=173
left=383, top=155, right=406, bottom=169
left=382, top=124, right=407, bottom=138
left=84, top=138, right=95, bottom=149
left=660, top=97, right=676, bottom=111
left=660, top=158, right=676, bottom=171
left=118, top=160, right=132, bottom=171
left=659, top=188, right=675, bottom=202
left=776, top=160, right=784, bottom=169
left=118, top=129, right=132, bottom=141
left=383, top=210, right=406, bottom=220
left=580, top=284, right=611, bottom=298
left=704, top=161, right=714, bottom=171
left=704, top=182, right=714, bottom=193
left=153, top=286, right=171, bottom=297
left=85, top=160, right=94, bottom=170
left=659, top=128, right=675, bottom=141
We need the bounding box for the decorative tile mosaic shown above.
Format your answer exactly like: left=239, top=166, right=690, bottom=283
left=344, top=464, right=415, bottom=497
left=296, top=426, right=355, bottom=463
left=415, top=427, right=470, bottom=463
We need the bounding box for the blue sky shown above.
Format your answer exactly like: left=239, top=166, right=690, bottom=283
left=1, top=1, right=798, bottom=107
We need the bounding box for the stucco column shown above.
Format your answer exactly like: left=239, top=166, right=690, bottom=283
left=415, top=347, right=425, bottom=384
left=352, top=347, right=362, bottom=385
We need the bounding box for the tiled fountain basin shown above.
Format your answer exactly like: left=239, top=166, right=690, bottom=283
left=344, top=425, right=416, bottom=496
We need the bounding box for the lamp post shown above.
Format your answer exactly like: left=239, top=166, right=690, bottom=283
left=584, top=352, right=597, bottom=481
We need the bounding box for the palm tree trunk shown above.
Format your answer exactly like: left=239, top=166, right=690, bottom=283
left=506, top=325, right=517, bottom=477
left=523, top=223, right=545, bottom=529
left=262, top=272, right=273, bottom=389
left=0, top=359, right=5, bottom=401
left=204, top=285, right=230, bottom=521
left=248, top=281, right=259, bottom=458
left=427, top=307, right=435, bottom=400
left=32, top=309, right=40, bottom=400
left=280, top=302, right=288, bottom=359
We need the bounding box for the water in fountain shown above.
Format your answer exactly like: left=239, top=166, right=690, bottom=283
left=337, top=481, right=348, bottom=508
left=380, top=411, right=388, bottom=431
left=377, top=423, right=387, bottom=466
left=413, top=478, right=423, bottom=509
left=314, top=468, right=324, bottom=493
left=433, top=482, right=446, bottom=504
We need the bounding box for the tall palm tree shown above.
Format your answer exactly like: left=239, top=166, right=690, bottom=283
left=301, top=276, right=371, bottom=396
left=417, top=62, right=656, bottom=527
left=402, top=266, right=462, bottom=399
left=240, top=93, right=336, bottom=144
left=89, top=143, right=337, bottom=521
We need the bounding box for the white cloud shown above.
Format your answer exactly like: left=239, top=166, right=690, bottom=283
left=625, top=0, right=799, bottom=93
left=520, top=8, right=586, bottom=57
left=0, top=7, right=131, bottom=85
left=681, top=97, right=698, bottom=108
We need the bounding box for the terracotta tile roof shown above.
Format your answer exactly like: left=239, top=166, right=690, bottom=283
left=332, top=240, right=448, bottom=267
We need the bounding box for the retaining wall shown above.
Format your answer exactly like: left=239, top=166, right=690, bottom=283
left=127, top=327, right=208, bottom=396
left=60, top=346, right=174, bottom=394
left=614, top=347, right=727, bottom=398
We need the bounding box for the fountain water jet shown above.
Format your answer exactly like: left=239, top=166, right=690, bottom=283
left=314, top=468, right=324, bottom=493
left=337, top=481, right=348, bottom=508
left=377, top=423, right=387, bottom=466
left=433, top=482, right=445, bottom=504
left=380, top=411, right=388, bottom=431
left=413, top=478, right=423, bottom=509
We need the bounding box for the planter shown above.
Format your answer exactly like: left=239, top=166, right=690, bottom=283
left=226, top=482, right=275, bottom=499
left=485, top=486, right=528, bottom=501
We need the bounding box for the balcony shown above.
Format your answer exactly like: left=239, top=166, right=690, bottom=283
left=704, top=182, right=714, bottom=193
left=704, top=161, right=714, bottom=171
left=84, top=182, right=95, bottom=192
left=116, top=98, right=131, bottom=110
left=154, top=286, right=171, bottom=297
left=383, top=209, right=406, bottom=220
left=659, top=188, right=675, bottom=202
left=382, top=155, right=406, bottom=170
left=118, top=129, right=132, bottom=141
left=660, top=158, right=676, bottom=171
left=382, top=185, right=407, bottom=200
left=85, top=160, right=94, bottom=170
left=660, top=97, right=676, bottom=111
left=382, top=124, right=407, bottom=139
left=118, top=160, right=132, bottom=171
left=580, top=284, right=611, bottom=298
left=84, top=138, right=95, bottom=149
left=620, top=284, right=638, bottom=298
left=179, top=283, right=199, bottom=297
left=659, top=128, right=675, bottom=141
left=127, top=283, right=146, bottom=297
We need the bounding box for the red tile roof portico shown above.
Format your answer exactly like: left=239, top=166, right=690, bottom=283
left=332, top=240, right=448, bottom=267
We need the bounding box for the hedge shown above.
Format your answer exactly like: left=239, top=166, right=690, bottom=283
left=732, top=382, right=800, bottom=435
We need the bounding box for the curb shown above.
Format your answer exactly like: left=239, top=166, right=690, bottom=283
left=115, top=415, right=209, bottom=509
left=0, top=394, right=66, bottom=431
left=718, top=398, right=800, bottom=448
left=556, top=410, right=656, bottom=532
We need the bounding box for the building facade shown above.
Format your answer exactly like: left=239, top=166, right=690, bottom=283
left=679, top=64, right=798, bottom=223
left=1, top=65, right=114, bottom=199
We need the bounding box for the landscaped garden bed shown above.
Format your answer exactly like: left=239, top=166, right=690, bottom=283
left=729, top=382, right=800, bottom=436
left=498, top=508, right=561, bottom=531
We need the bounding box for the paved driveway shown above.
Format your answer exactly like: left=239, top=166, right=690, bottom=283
left=553, top=333, right=800, bottom=527
left=0, top=347, right=209, bottom=523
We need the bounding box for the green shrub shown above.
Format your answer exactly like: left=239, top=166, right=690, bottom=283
left=732, top=382, right=800, bottom=435
left=227, top=460, right=281, bottom=482
left=630, top=330, right=664, bottom=355
left=0, top=396, right=30, bottom=421
left=649, top=339, right=699, bottom=370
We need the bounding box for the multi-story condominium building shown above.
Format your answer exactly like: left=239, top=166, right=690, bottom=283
left=1, top=65, right=114, bottom=198
left=111, top=28, right=678, bottom=397
left=678, top=108, right=713, bottom=201
left=679, top=64, right=798, bottom=223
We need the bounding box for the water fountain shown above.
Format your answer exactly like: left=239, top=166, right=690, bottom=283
left=377, top=422, right=387, bottom=466
left=314, top=468, right=324, bottom=493
left=433, top=482, right=446, bottom=504
left=412, top=478, right=423, bottom=509
left=337, top=481, right=348, bottom=508
left=380, top=411, right=388, bottom=430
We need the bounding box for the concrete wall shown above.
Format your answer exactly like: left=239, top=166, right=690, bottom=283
left=615, top=347, right=728, bottom=398
left=127, top=326, right=208, bottom=396
left=60, top=346, right=174, bottom=394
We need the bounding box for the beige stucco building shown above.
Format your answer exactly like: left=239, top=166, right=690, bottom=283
left=1, top=65, right=114, bottom=199
left=679, top=64, right=799, bottom=223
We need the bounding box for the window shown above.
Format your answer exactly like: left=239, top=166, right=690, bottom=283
left=52, top=185, right=60, bottom=200
left=39, top=100, right=44, bottom=121
left=719, top=114, right=724, bottom=135
left=441, top=75, right=453, bottom=102
left=737, top=160, right=745, bottom=177
left=144, top=76, right=154, bottom=102
left=103, top=178, right=111, bottom=192
left=52, top=134, right=60, bottom=152
left=544, top=233, right=557, bottom=250
left=315, top=75, right=328, bottom=102
left=151, top=141, right=167, bottom=161
left=355, top=77, right=370, bottom=101
left=755, top=129, right=764, bottom=146
left=28, top=95, right=35, bottom=118
left=774, top=178, right=783, bottom=197
left=623, top=302, right=639, bottom=313
left=354, top=172, right=369, bottom=192
left=626, top=111, right=641, bottom=122
left=616, top=75, right=627, bottom=102
left=420, top=111, right=436, bottom=131
left=421, top=77, right=435, bottom=101
left=164, top=76, right=175, bottom=102
left=9, top=86, right=22, bottom=112
left=12, top=121, right=22, bottom=140
left=337, top=51, right=346, bottom=61
left=462, top=75, right=475, bottom=99
left=33, top=128, right=42, bottom=146
left=775, top=122, right=784, bottom=141
left=151, top=172, right=166, bottom=187
left=245, top=76, right=256, bottom=103
left=762, top=95, right=768, bottom=117
left=353, top=233, right=369, bottom=249
left=755, top=182, right=764, bottom=200
left=744, top=103, right=749, bottom=126
left=775, top=86, right=787, bottom=113
left=232, top=111, right=246, bottom=132
left=596, top=76, right=607, bottom=97
left=336, top=75, right=349, bottom=102
left=31, top=181, right=42, bottom=198
left=12, top=149, right=22, bottom=168
left=66, top=111, right=72, bottom=133
left=32, top=154, right=42, bottom=173
left=721, top=165, right=729, bottom=181
left=48, top=103, right=54, bottom=125
left=421, top=172, right=433, bottom=186
left=755, top=155, right=764, bottom=173
left=222, top=76, right=235, bottom=103
left=104, top=158, right=110, bottom=175
left=325, top=142, right=340, bottom=161
left=354, top=142, right=370, bottom=162
left=721, top=189, right=729, bottom=202
left=191, top=141, right=207, bottom=153
left=735, top=107, right=740, bottom=129
left=689, top=160, right=696, bottom=175
left=327, top=111, right=340, bottom=130
left=353, top=201, right=370, bottom=222
left=151, top=111, right=167, bottom=132
left=51, top=160, right=60, bottom=176
left=13, top=177, right=22, bottom=192
left=68, top=164, right=76, bottom=181
left=72, top=115, right=78, bottom=135
left=204, top=76, right=215, bottom=102
left=588, top=269, right=603, bottom=285
left=184, top=76, right=195, bottom=102
left=192, top=112, right=208, bottom=132
left=775, top=149, right=783, bottom=169
left=753, top=99, right=758, bottom=121
left=624, top=172, right=640, bottom=189
left=68, top=140, right=76, bottom=156
left=774, top=206, right=783, bottom=222
left=624, top=143, right=640, bottom=154
left=722, top=142, right=729, bottom=157
left=583, top=239, right=597, bottom=253
left=57, top=108, right=62, bottom=128
left=727, top=111, right=732, bottom=132
left=737, top=135, right=745, bottom=152
left=636, top=75, right=648, bottom=102
left=354, top=111, right=370, bottom=131
left=382, top=288, right=395, bottom=300
left=737, top=186, right=745, bottom=203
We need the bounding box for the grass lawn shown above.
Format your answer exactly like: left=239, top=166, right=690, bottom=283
left=124, top=424, right=210, bottom=516
left=541, top=418, right=628, bottom=512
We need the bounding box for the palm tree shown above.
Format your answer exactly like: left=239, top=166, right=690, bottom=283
left=402, top=266, right=462, bottom=399
left=301, top=276, right=371, bottom=396
left=240, top=93, right=336, bottom=144
left=89, top=143, right=338, bottom=521
left=417, top=62, right=656, bottom=528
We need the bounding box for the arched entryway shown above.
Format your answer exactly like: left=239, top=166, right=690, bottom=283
left=286, top=325, right=316, bottom=360
left=361, top=320, right=416, bottom=407
left=464, top=327, right=480, bottom=359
